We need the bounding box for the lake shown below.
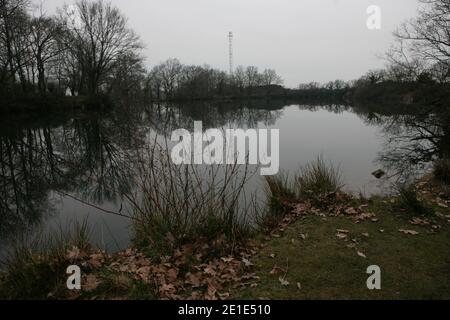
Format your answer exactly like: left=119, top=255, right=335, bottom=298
left=0, top=100, right=432, bottom=255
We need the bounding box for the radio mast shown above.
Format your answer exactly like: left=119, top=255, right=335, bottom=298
left=228, top=32, right=233, bottom=75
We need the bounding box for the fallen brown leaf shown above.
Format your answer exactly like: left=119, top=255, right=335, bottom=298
left=185, top=272, right=201, bottom=288
left=278, top=277, right=289, bottom=286
left=88, top=252, right=104, bottom=268
left=357, top=251, right=367, bottom=258
left=345, top=207, right=358, bottom=215
left=269, top=266, right=285, bottom=275
left=242, top=258, right=253, bottom=267
left=205, top=283, right=218, bottom=300
left=336, top=233, right=348, bottom=240
left=167, top=268, right=178, bottom=281
left=399, top=229, right=419, bottom=235
left=221, top=257, right=234, bottom=263
left=410, top=217, right=430, bottom=226
left=204, top=266, right=216, bottom=275
left=66, top=246, right=83, bottom=260
left=218, top=292, right=230, bottom=300
left=83, top=275, right=101, bottom=292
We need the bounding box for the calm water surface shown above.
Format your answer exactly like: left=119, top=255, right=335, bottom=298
left=0, top=101, right=426, bottom=254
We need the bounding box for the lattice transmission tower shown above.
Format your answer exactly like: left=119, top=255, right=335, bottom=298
left=228, top=32, right=234, bottom=75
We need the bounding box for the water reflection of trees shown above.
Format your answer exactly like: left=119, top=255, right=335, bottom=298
left=0, top=100, right=286, bottom=241
left=0, top=107, right=145, bottom=241
left=145, top=100, right=285, bottom=136
left=54, top=116, right=143, bottom=202
left=355, top=104, right=450, bottom=181
left=297, top=103, right=351, bottom=114
left=0, top=130, right=54, bottom=238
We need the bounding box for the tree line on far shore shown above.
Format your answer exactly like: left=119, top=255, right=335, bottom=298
left=145, top=60, right=283, bottom=101
left=0, top=0, right=285, bottom=106
left=1, top=0, right=448, bottom=109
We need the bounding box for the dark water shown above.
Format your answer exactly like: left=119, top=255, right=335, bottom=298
left=0, top=101, right=439, bottom=254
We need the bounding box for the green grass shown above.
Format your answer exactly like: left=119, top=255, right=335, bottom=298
left=295, top=156, right=343, bottom=201
left=74, top=268, right=158, bottom=300
left=260, top=158, right=344, bottom=230
left=0, top=220, right=92, bottom=299
left=0, top=219, right=159, bottom=300
left=395, top=184, right=434, bottom=216
left=261, top=173, right=297, bottom=229
left=234, top=203, right=450, bottom=300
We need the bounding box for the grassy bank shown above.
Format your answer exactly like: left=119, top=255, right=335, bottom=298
left=235, top=196, right=450, bottom=299
left=0, top=158, right=449, bottom=300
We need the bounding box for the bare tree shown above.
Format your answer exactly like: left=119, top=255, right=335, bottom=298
left=108, top=51, right=146, bottom=96
left=333, top=79, right=346, bottom=90
left=29, top=9, right=62, bottom=93
left=391, top=0, right=450, bottom=80
left=61, top=0, right=142, bottom=95
left=363, top=69, right=388, bottom=84
left=158, top=58, right=182, bottom=99
left=147, top=65, right=163, bottom=101
left=245, top=66, right=260, bottom=92
left=429, top=61, right=450, bottom=83
left=233, top=65, right=246, bottom=92
left=386, top=39, right=426, bottom=81
left=0, top=0, right=30, bottom=91
left=261, top=68, right=283, bottom=86
left=298, top=82, right=320, bottom=90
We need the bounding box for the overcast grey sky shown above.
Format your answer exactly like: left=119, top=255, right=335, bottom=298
left=40, top=0, right=419, bottom=87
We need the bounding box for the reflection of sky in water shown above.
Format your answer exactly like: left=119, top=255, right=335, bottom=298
left=0, top=104, right=403, bottom=256
left=48, top=192, right=132, bottom=252
left=272, top=106, right=384, bottom=195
